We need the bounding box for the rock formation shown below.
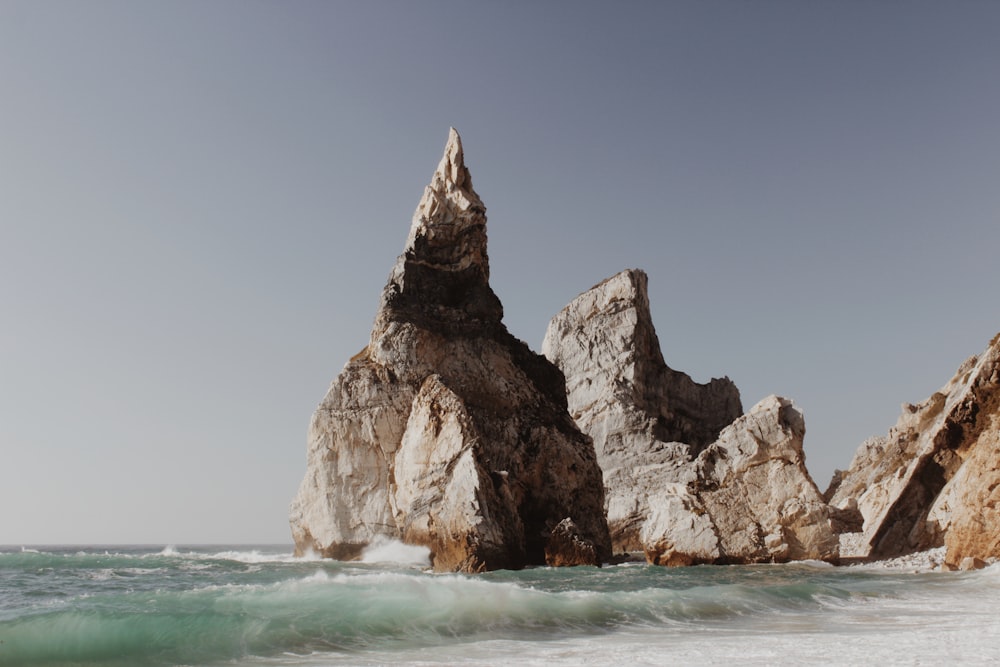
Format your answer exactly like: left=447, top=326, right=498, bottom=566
left=289, top=129, right=612, bottom=572
left=826, top=333, right=1000, bottom=566
left=543, top=269, right=838, bottom=564
left=642, top=396, right=839, bottom=565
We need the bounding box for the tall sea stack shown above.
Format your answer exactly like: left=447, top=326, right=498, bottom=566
left=289, top=129, right=612, bottom=572
left=543, top=269, right=838, bottom=564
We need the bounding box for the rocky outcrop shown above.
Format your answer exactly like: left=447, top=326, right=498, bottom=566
left=543, top=270, right=838, bottom=564
left=643, top=396, right=839, bottom=565
left=289, top=129, right=612, bottom=572
left=826, top=333, right=1000, bottom=565
left=543, top=270, right=742, bottom=459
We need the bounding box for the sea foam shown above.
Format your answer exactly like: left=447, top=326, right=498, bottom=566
left=359, top=537, right=431, bottom=567
left=4, top=545, right=1000, bottom=666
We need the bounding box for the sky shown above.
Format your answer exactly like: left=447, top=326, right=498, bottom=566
left=2, top=1, right=998, bottom=545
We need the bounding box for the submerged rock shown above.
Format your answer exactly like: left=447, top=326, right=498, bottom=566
left=826, top=333, right=1000, bottom=566
left=289, top=129, right=612, bottom=572
left=543, top=269, right=837, bottom=564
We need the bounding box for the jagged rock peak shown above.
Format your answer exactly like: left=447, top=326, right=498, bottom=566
left=405, top=127, right=488, bottom=275
left=376, top=129, right=501, bottom=337
left=543, top=268, right=742, bottom=452
left=419, top=127, right=483, bottom=214
left=290, top=130, right=612, bottom=572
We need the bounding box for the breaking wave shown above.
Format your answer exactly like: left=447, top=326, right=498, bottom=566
left=2, top=546, right=999, bottom=666
left=0, top=570, right=855, bottom=665
left=359, top=537, right=432, bottom=566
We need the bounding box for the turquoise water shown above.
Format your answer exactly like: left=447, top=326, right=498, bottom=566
left=1, top=544, right=998, bottom=666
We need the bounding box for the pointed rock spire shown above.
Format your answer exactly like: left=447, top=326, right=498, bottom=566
left=414, top=128, right=484, bottom=222
left=376, top=128, right=501, bottom=337
left=290, top=130, right=612, bottom=571
left=404, top=128, right=488, bottom=275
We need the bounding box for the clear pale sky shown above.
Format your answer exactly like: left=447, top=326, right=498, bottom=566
left=2, top=1, right=998, bottom=545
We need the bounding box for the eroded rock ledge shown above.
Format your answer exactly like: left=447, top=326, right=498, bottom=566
left=289, top=129, right=612, bottom=572
left=543, top=269, right=838, bottom=564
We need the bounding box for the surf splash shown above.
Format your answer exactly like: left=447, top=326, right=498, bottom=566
left=1, top=545, right=999, bottom=666
left=359, top=537, right=432, bottom=567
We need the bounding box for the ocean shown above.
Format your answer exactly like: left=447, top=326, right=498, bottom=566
left=1, top=542, right=998, bottom=666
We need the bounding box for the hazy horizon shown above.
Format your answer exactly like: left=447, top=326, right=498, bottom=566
left=2, top=1, right=998, bottom=544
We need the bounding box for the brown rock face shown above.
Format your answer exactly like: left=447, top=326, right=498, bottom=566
left=544, top=518, right=600, bottom=567
left=289, top=129, right=611, bottom=572
left=939, top=335, right=1000, bottom=566
left=543, top=270, right=837, bottom=564
left=827, top=333, right=1000, bottom=564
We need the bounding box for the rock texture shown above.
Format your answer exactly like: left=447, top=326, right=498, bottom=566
left=641, top=396, right=839, bottom=565
left=543, top=271, right=742, bottom=456
left=543, top=270, right=838, bottom=564
left=826, top=333, right=1000, bottom=566
left=289, top=129, right=612, bottom=572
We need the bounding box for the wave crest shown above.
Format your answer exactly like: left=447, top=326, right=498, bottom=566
left=359, top=538, right=431, bottom=567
